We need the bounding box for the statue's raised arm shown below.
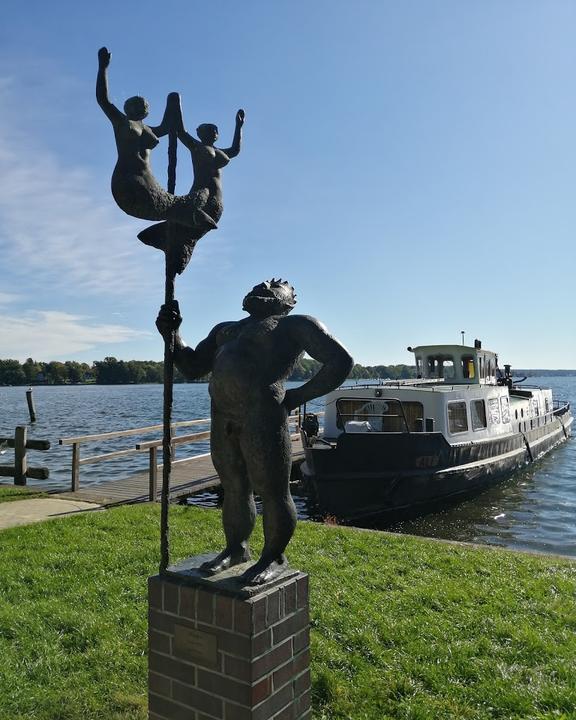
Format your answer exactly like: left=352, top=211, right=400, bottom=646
left=221, top=109, right=245, bottom=159
left=96, top=47, right=245, bottom=273
left=96, top=47, right=122, bottom=123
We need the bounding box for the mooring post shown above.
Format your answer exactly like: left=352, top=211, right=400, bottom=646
left=71, top=442, right=80, bottom=492
left=149, top=445, right=158, bottom=502
left=26, top=388, right=36, bottom=423
left=14, top=426, right=28, bottom=486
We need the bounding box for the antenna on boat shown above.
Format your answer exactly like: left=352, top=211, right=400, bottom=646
left=461, top=330, right=465, bottom=345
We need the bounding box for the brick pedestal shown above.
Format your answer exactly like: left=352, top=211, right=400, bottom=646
left=148, top=555, right=311, bottom=720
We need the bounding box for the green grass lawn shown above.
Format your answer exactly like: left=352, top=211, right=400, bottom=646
left=0, top=504, right=575, bottom=720
left=0, top=485, right=46, bottom=503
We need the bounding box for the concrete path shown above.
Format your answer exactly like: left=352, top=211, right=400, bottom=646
left=0, top=498, right=102, bottom=530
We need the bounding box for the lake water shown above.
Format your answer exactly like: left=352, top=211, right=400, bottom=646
left=1, top=378, right=574, bottom=557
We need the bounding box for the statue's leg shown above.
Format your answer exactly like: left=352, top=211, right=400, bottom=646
left=239, top=421, right=297, bottom=585
left=201, top=414, right=256, bottom=575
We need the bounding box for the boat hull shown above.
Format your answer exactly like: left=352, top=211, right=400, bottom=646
left=302, top=411, right=572, bottom=523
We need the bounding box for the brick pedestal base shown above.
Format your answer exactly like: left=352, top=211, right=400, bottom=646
left=148, top=555, right=311, bottom=720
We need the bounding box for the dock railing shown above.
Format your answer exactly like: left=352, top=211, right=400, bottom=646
left=59, top=411, right=301, bottom=499
left=0, top=426, right=50, bottom=485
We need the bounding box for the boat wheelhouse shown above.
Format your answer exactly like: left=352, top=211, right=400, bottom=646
left=300, top=342, right=572, bottom=522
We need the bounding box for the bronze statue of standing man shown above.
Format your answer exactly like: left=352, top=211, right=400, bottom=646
left=157, top=280, right=353, bottom=584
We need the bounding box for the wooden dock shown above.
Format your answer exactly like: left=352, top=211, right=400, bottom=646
left=53, top=437, right=304, bottom=507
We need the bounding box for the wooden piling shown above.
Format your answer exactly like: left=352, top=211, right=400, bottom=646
left=14, top=426, right=28, bottom=486
left=26, top=388, right=36, bottom=423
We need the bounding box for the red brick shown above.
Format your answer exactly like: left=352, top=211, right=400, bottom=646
left=148, top=576, right=163, bottom=609
left=251, top=596, right=268, bottom=634
left=251, top=675, right=271, bottom=705
left=283, top=581, right=297, bottom=615
left=149, top=651, right=197, bottom=686
left=196, top=622, right=251, bottom=657
left=273, top=705, right=295, bottom=720
left=149, top=629, right=171, bottom=655
left=197, top=668, right=251, bottom=705
left=252, top=639, right=292, bottom=680
left=296, top=575, right=309, bottom=610
left=149, top=671, right=171, bottom=697
left=252, top=629, right=272, bottom=658
left=150, top=692, right=200, bottom=720
left=294, top=688, right=311, bottom=717
left=292, top=627, right=309, bottom=654
left=224, top=702, right=252, bottom=720
left=180, top=586, right=197, bottom=620
left=267, top=590, right=281, bottom=625
left=253, top=683, right=294, bottom=720
left=272, top=659, right=294, bottom=691
left=172, top=679, right=223, bottom=718
left=294, top=669, right=311, bottom=696
left=272, top=609, right=308, bottom=646
left=223, top=654, right=251, bottom=683
left=215, top=595, right=234, bottom=630
left=149, top=608, right=178, bottom=635
left=234, top=599, right=252, bottom=635
left=197, top=589, right=214, bottom=625
left=164, top=582, right=180, bottom=615
left=293, top=648, right=310, bottom=675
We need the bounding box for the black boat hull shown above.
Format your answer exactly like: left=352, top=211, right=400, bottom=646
left=302, top=412, right=572, bottom=523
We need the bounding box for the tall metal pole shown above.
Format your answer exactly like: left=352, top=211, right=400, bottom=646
left=159, top=116, right=179, bottom=574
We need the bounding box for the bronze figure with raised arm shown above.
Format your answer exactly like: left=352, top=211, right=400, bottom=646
left=156, top=280, right=353, bottom=585
left=96, top=47, right=244, bottom=263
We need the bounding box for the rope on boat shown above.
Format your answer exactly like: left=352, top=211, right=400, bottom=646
left=521, top=432, right=534, bottom=463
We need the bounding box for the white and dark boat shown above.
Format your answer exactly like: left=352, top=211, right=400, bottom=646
left=300, top=341, right=573, bottom=523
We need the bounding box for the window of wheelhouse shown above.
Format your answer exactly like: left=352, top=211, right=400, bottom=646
left=447, top=401, right=468, bottom=434
left=471, top=400, right=487, bottom=430
left=462, top=355, right=476, bottom=379
left=426, top=355, right=455, bottom=380
left=416, top=356, right=423, bottom=378
left=336, top=398, right=424, bottom=432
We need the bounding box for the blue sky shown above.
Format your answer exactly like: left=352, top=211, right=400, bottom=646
left=0, top=1, right=574, bottom=368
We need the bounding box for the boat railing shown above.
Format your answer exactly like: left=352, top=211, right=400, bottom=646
left=553, top=399, right=570, bottom=413
left=59, top=412, right=301, bottom=497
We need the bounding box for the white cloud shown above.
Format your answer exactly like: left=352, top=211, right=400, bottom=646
left=0, top=80, right=156, bottom=297
left=0, top=310, right=150, bottom=361
left=0, top=292, right=21, bottom=305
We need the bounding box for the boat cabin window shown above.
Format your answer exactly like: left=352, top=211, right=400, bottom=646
left=531, top=398, right=540, bottom=417
left=488, top=398, right=501, bottom=424
left=426, top=355, right=455, bottom=379
left=447, top=401, right=468, bottom=434
left=462, top=355, right=476, bottom=379
left=500, top=396, right=510, bottom=423
left=471, top=400, right=487, bottom=430
left=416, top=357, right=423, bottom=378
left=336, top=398, right=424, bottom=432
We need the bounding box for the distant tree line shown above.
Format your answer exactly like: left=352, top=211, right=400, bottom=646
left=0, top=358, right=173, bottom=386
left=2, top=357, right=574, bottom=386
left=0, top=356, right=419, bottom=386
